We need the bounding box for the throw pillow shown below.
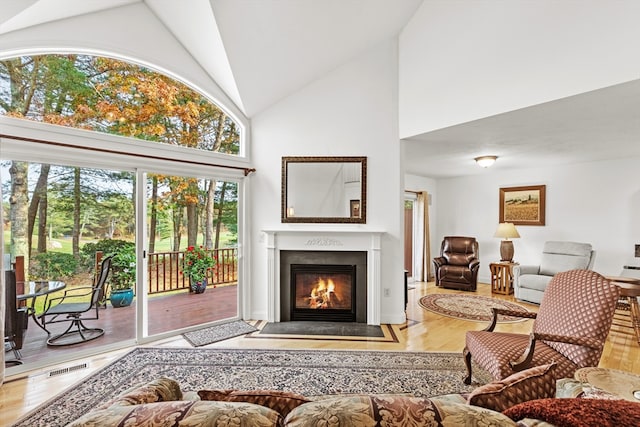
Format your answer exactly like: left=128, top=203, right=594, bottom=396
left=198, top=389, right=309, bottom=417
left=284, top=395, right=517, bottom=427
left=67, top=400, right=283, bottom=427
left=98, top=376, right=183, bottom=409
left=467, top=362, right=556, bottom=412
left=503, top=398, right=640, bottom=427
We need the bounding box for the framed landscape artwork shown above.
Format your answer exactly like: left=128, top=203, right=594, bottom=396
left=499, top=185, right=546, bottom=226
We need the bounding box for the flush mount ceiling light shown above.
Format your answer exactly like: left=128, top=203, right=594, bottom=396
left=474, top=155, right=498, bottom=168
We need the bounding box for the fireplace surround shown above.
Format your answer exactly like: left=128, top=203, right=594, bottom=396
left=263, top=230, right=383, bottom=324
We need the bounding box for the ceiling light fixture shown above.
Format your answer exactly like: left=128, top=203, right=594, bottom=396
left=474, top=155, right=498, bottom=168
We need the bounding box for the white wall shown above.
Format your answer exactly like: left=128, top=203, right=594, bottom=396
left=431, top=158, right=640, bottom=283
left=249, top=39, right=406, bottom=324
left=399, top=0, right=640, bottom=138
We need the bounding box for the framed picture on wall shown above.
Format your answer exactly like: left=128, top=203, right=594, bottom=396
left=499, top=185, right=546, bottom=226
left=350, top=200, right=361, bottom=218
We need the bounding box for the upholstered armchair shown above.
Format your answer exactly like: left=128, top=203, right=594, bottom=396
left=433, top=236, right=480, bottom=291
left=463, top=269, right=619, bottom=384
left=513, top=241, right=595, bottom=304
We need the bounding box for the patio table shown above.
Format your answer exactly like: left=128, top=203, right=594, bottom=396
left=17, top=280, right=66, bottom=333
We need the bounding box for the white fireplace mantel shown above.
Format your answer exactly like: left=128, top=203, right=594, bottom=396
left=263, top=229, right=384, bottom=325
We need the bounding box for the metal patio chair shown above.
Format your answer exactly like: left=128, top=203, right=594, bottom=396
left=39, top=255, right=113, bottom=346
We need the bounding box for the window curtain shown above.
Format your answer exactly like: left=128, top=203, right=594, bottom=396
left=416, top=192, right=432, bottom=282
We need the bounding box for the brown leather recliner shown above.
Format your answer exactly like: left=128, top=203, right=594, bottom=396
left=433, top=236, right=480, bottom=291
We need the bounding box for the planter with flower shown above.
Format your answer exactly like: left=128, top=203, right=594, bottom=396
left=108, top=248, right=136, bottom=307
left=182, top=245, right=216, bottom=294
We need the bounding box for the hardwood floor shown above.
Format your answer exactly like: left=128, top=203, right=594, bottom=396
left=2, top=281, right=639, bottom=426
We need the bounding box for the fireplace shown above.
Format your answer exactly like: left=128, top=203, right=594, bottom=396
left=263, top=230, right=383, bottom=324
left=279, top=250, right=367, bottom=323
left=290, top=264, right=356, bottom=322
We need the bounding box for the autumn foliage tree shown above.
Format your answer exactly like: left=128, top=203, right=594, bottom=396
left=1, top=54, right=240, bottom=265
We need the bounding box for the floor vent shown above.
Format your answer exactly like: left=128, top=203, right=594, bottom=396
left=48, top=363, right=88, bottom=377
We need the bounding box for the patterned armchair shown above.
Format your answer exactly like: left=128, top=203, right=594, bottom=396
left=463, top=269, right=619, bottom=384
left=433, top=236, right=480, bottom=291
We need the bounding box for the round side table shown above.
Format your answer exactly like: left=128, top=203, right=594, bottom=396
left=607, top=277, right=640, bottom=345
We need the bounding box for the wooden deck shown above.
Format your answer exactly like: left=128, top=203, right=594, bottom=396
left=11, top=284, right=238, bottom=366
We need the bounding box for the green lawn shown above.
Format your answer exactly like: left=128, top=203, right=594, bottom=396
left=4, top=229, right=237, bottom=314
left=3, top=230, right=237, bottom=255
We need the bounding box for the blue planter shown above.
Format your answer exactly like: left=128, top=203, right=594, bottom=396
left=191, top=279, right=207, bottom=294
left=110, top=288, right=134, bottom=307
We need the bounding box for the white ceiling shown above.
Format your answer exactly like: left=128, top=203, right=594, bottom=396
left=403, top=79, right=640, bottom=178
left=1, top=0, right=638, bottom=179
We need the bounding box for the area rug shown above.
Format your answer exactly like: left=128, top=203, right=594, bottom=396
left=182, top=320, right=258, bottom=347
left=419, top=294, right=530, bottom=323
left=13, top=347, right=491, bottom=427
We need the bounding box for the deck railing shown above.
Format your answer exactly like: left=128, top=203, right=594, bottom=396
left=147, top=247, right=238, bottom=294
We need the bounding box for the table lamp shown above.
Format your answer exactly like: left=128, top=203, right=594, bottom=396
left=494, top=222, right=520, bottom=262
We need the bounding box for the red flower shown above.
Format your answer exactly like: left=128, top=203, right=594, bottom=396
left=182, top=245, right=216, bottom=286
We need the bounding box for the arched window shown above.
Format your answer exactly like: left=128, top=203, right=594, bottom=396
left=0, top=54, right=241, bottom=155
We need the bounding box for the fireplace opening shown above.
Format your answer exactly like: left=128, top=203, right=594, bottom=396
left=291, top=264, right=356, bottom=322
left=279, top=250, right=367, bottom=323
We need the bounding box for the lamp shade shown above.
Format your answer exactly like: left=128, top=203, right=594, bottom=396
left=494, top=222, right=520, bottom=240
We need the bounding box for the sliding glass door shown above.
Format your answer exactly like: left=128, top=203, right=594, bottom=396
left=1, top=155, right=243, bottom=370
left=143, top=172, right=239, bottom=338
left=1, top=159, right=137, bottom=366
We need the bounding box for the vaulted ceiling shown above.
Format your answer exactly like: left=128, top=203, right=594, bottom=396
left=0, top=0, right=422, bottom=117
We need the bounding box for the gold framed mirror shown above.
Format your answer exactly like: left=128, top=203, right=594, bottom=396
left=281, top=156, right=367, bottom=223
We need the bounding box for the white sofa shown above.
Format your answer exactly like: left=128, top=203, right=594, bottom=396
left=513, top=241, right=595, bottom=304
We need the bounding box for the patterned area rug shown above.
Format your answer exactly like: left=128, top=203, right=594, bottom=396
left=13, top=347, right=491, bottom=427
left=419, top=294, right=530, bottom=323
left=182, top=320, right=258, bottom=347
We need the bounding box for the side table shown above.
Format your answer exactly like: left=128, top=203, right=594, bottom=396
left=489, top=262, right=518, bottom=295
left=607, top=277, right=640, bottom=345
left=574, top=367, right=640, bottom=402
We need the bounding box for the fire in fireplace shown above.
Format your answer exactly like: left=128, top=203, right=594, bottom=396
left=290, top=264, right=356, bottom=322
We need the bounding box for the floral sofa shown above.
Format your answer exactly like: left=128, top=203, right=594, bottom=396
left=65, top=364, right=640, bottom=427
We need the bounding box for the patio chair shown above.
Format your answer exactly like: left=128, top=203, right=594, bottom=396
left=463, top=269, right=619, bottom=384
left=39, top=255, right=113, bottom=346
